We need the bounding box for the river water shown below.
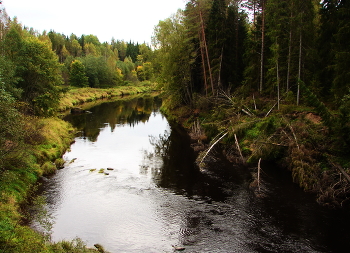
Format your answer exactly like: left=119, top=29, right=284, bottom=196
left=34, top=95, right=350, bottom=252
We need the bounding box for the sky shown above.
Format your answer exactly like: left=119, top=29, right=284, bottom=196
left=2, top=0, right=187, bottom=44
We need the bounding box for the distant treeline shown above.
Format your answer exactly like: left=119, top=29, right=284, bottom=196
left=0, top=5, right=155, bottom=116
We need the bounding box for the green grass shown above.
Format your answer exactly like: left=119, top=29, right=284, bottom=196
left=58, top=85, right=156, bottom=112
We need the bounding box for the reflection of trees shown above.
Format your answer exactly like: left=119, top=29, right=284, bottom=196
left=63, top=95, right=162, bottom=141
left=140, top=131, right=171, bottom=182
left=144, top=125, right=201, bottom=194
left=149, top=130, right=171, bottom=157
left=146, top=124, right=241, bottom=202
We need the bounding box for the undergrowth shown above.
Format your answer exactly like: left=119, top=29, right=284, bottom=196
left=164, top=91, right=350, bottom=207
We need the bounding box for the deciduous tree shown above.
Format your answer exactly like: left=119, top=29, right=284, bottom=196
left=69, top=59, right=88, bottom=87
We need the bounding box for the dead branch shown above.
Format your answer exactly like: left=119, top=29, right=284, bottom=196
left=253, top=94, right=257, bottom=110
left=200, top=132, right=228, bottom=164
left=287, top=123, right=300, bottom=149
left=258, top=158, right=262, bottom=192
left=331, top=162, right=350, bottom=184
left=234, top=134, right=245, bottom=163
left=242, top=108, right=253, bottom=117
left=257, top=141, right=289, bottom=147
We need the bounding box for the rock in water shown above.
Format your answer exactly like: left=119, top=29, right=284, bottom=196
left=172, top=245, right=185, bottom=251
left=71, top=107, right=85, bottom=114
left=94, top=243, right=105, bottom=252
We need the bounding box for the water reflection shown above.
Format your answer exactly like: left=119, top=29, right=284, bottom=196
left=34, top=95, right=350, bottom=253
left=63, top=95, right=162, bottom=142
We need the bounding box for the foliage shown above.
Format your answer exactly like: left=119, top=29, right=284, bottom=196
left=70, top=60, right=89, bottom=87
left=153, top=10, right=193, bottom=105
left=0, top=90, right=23, bottom=173
left=2, top=24, right=63, bottom=116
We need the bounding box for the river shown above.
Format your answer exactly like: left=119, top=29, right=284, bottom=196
left=33, top=95, right=350, bottom=252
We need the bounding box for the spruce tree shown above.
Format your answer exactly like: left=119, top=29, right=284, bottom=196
left=206, top=0, right=227, bottom=91
left=222, top=4, right=247, bottom=91
left=332, top=0, right=350, bottom=101
left=318, top=0, right=338, bottom=99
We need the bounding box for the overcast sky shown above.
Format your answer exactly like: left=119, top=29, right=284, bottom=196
left=2, top=0, right=187, bottom=44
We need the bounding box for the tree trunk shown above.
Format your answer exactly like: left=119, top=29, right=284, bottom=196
left=276, top=40, right=280, bottom=110
left=218, top=46, right=224, bottom=89
left=259, top=0, right=266, bottom=93
left=199, top=30, right=208, bottom=96
left=200, top=11, right=215, bottom=94
left=297, top=31, right=302, bottom=105
left=287, top=29, right=292, bottom=91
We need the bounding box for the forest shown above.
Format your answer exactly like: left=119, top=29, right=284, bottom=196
left=153, top=0, right=350, bottom=106
left=1, top=0, right=350, bottom=251
left=152, top=0, right=350, bottom=207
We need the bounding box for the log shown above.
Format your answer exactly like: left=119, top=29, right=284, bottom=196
left=258, top=158, right=262, bottom=192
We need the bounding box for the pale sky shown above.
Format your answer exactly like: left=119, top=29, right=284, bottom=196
left=2, top=0, right=187, bottom=44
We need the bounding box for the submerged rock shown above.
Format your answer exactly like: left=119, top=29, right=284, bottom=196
left=71, top=107, right=85, bottom=114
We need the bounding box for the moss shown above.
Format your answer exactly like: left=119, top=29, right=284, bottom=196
left=54, top=158, right=65, bottom=169
left=41, top=161, right=57, bottom=174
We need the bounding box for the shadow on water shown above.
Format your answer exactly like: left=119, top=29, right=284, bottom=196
left=246, top=162, right=350, bottom=253
left=31, top=94, right=350, bottom=253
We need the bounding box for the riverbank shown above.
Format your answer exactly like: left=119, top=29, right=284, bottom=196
left=161, top=94, right=350, bottom=208
left=0, top=117, right=80, bottom=252
left=0, top=85, right=154, bottom=252
left=58, top=84, right=155, bottom=112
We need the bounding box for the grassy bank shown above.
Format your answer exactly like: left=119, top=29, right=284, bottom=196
left=0, top=85, right=155, bottom=252
left=58, top=84, right=155, bottom=112
left=161, top=93, right=350, bottom=208
left=0, top=117, right=80, bottom=252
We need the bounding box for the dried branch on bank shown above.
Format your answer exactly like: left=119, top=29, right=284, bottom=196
left=198, top=131, right=228, bottom=165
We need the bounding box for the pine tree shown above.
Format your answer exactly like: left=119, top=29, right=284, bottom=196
left=183, top=0, right=213, bottom=95
left=206, top=0, right=227, bottom=91
left=221, top=4, right=247, bottom=90
left=318, top=0, right=338, bottom=99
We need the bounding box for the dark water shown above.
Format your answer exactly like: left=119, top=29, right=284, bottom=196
left=35, top=95, right=350, bottom=253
